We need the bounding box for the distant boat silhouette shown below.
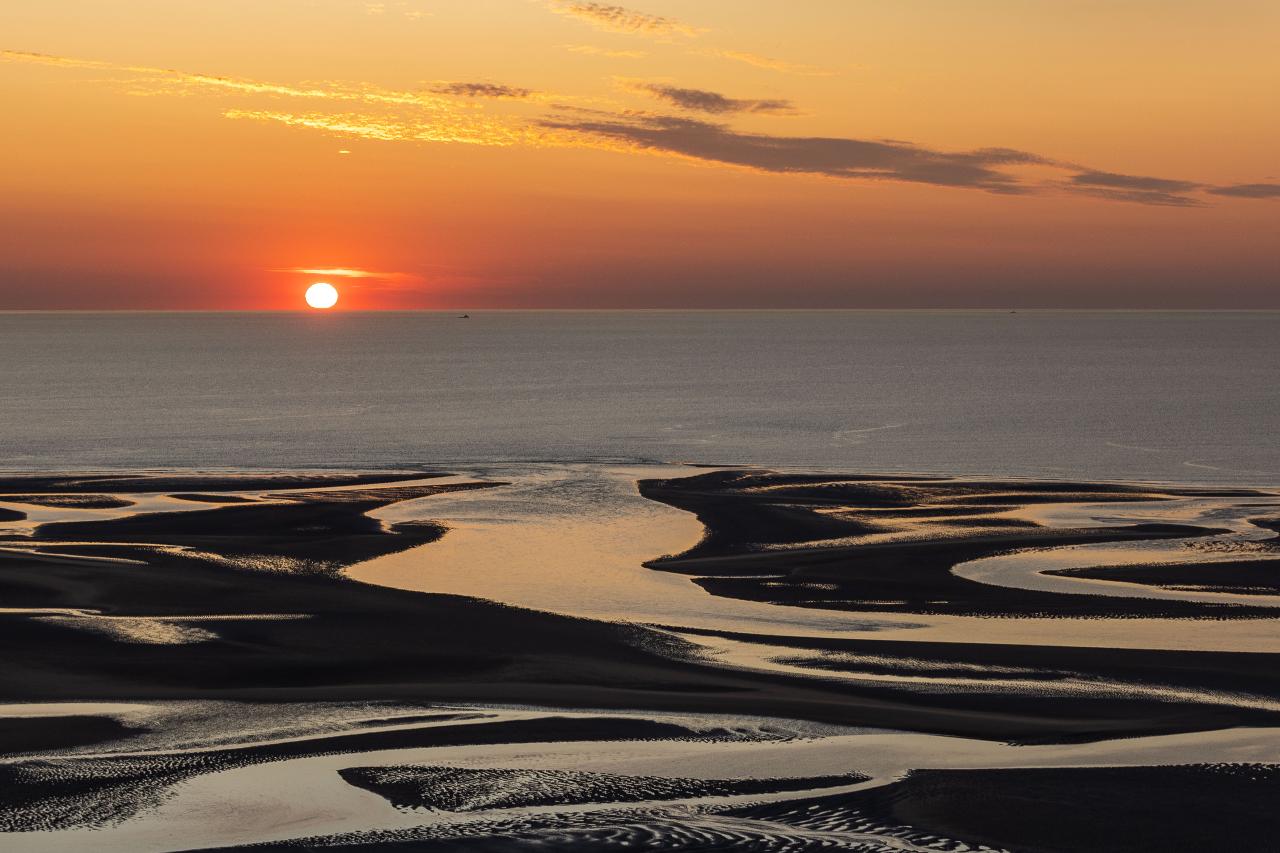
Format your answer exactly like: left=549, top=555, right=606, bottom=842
left=459, top=313, right=470, bottom=318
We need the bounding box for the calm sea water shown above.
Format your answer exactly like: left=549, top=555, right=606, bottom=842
left=2, top=310, right=1278, bottom=484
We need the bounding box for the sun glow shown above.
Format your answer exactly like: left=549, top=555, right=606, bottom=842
left=305, top=282, right=339, bottom=309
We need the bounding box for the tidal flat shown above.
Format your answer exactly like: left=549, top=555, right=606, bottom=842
left=2, top=465, right=1279, bottom=851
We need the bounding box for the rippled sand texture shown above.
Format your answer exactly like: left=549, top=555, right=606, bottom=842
left=3, top=466, right=1280, bottom=851
left=6, top=702, right=1280, bottom=852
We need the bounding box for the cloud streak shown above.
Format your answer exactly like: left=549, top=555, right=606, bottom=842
left=277, top=267, right=419, bottom=281
left=7, top=48, right=1275, bottom=207
left=1065, top=170, right=1205, bottom=207
left=222, top=109, right=558, bottom=147
left=542, top=113, right=1046, bottom=192
left=2, top=49, right=457, bottom=109
left=1208, top=182, right=1280, bottom=199
left=699, top=49, right=834, bottom=77
left=632, top=83, right=794, bottom=115
left=563, top=43, right=647, bottom=59
left=3, top=49, right=558, bottom=147
left=431, top=82, right=533, bottom=99
left=549, top=2, right=702, bottom=38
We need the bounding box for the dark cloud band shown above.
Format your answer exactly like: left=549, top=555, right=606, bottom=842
left=543, top=113, right=1046, bottom=193
left=634, top=83, right=794, bottom=115
left=1208, top=183, right=1280, bottom=199
left=432, top=82, right=533, bottom=99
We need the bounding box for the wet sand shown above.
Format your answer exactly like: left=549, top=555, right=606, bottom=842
left=2, top=466, right=1279, bottom=851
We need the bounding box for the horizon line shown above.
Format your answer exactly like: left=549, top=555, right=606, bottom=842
left=4, top=307, right=1280, bottom=315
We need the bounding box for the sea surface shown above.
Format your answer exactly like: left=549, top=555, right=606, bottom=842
left=2, top=310, right=1278, bottom=484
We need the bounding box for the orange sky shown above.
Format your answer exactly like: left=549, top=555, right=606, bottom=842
left=1, top=1, right=1277, bottom=309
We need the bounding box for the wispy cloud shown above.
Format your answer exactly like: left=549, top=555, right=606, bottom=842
left=277, top=267, right=419, bottom=281
left=2, top=49, right=554, bottom=147
left=1065, top=170, right=1205, bottom=207
left=563, top=43, right=648, bottom=59
left=550, top=5, right=830, bottom=77
left=548, top=2, right=703, bottom=38
left=2, top=49, right=139, bottom=72
left=431, top=81, right=533, bottom=99
left=1070, top=170, right=1202, bottom=193
left=224, top=110, right=404, bottom=141
left=222, top=109, right=558, bottom=147
left=545, top=112, right=1272, bottom=204
left=7, top=48, right=1276, bottom=208
left=542, top=112, right=1046, bottom=192
left=700, top=49, right=834, bottom=77
left=2, top=49, right=457, bottom=108
left=631, top=83, right=794, bottom=115
left=364, top=1, right=430, bottom=20
left=1207, top=182, right=1280, bottom=199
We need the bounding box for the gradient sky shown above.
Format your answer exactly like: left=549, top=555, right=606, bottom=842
left=2, top=1, right=1277, bottom=309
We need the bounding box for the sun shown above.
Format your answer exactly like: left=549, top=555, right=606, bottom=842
left=305, top=282, right=339, bottom=309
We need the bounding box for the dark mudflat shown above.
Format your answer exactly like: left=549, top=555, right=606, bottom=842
left=1050, top=557, right=1280, bottom=594
left=640, top=470, right=1270, bottom=618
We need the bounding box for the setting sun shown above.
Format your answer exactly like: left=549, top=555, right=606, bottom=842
left=304, top=282, right=338, bottom=309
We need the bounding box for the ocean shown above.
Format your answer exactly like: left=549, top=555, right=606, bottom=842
left=2, top=310, right=1278, bottom=484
